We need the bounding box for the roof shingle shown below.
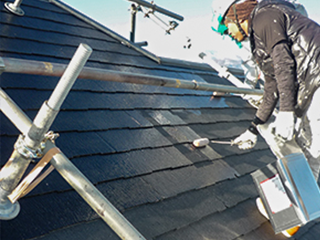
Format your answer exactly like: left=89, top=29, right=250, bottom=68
left=1, top=0, right=319, bottom=239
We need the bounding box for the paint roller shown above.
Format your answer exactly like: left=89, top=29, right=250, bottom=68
left=192, top=138, right=235, bottom=147
left=192, top=138, right=254, bottom=148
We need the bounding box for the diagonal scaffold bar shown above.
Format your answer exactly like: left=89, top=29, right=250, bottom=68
left=0, top=47, right=146, bottom=240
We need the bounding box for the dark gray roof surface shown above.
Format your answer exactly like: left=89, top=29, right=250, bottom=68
left=1, top=0, right=319, bottom=240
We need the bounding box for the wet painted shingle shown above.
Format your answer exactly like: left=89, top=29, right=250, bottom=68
left=1, top=0, right=319, bottom=240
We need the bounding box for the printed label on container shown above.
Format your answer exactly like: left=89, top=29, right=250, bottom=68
left=260, top=174, right=292, bottom=214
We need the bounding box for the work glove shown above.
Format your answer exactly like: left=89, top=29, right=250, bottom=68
left=233, top=130, right=257, bottom=150
left=273, top=111, right=295, bottom=142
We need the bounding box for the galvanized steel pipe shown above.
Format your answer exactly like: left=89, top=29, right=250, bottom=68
left=0, top=43, right=92, bottom=220
left=47, top=43, right=92, bottom=110
left=13, top=0, right=23, bottom=7
left=46, top=141, right=146, bottom=240
left=128, top=0, right=184, bottom=21
left=0, top=100, right=147, bottom=240
left=0, top=90, right=32, bottom=219
left=0, top=96, right=147, bottom=240
left=0, top=46, right=147, bottom=238
left=4, top=0, right=24, bottom=16
left=49, top=0, right=161, bottom=64
left=130, top=4, right=137, bottom=42
left=1, top=57, right=264, bottom=96
left=0, top=88, right=32, bottom=135
left=25, top=43, right=92, bottom=148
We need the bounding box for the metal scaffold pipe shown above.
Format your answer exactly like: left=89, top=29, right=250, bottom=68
left=0, top=46, right=147, bottom=239
left=0, top=96, right=147, bottom=239
left=49, top=0, right=160, bottom=64
left=0, top=44, right=92, bottom=220
left=128, top=0, right=184, bottom=21
left=4, top=0, right=25, bottom=16
left=25, top=43, right=92, bottom=149
left=45, top=141, right=147, bottom=240
left=130, top=4, right=138, bottom=42
left=0, top=88, right=32, bottom=135
left=47, top=43, right=92, bottom=110
left=0, top=57, right=264, bottom=96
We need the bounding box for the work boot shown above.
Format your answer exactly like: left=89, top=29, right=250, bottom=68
left=282, top=226, right=300, bottom=238
left=256, top=198, right=300, bottom=238
left=256, top=197, right=269, bottom=219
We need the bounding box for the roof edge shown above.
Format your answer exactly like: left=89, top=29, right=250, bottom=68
left=49, top=0, right=161, bottom=64
left=48, top=0, right=241, bottom=74
left=160, top=57, right=244, bottom=75
left=160, top=57, right=215, bottom=72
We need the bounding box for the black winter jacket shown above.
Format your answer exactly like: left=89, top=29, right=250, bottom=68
left=249, top=0, right=320, bottom=121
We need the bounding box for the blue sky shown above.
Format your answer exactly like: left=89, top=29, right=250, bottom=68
left=62, top=0, right=320, bottom=62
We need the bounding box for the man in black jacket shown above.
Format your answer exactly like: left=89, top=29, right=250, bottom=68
left=212, top=0, right=320, bottom=237
left=212, top=0, right=320, bottom=177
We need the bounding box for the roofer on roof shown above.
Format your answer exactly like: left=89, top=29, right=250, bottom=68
left=210, top=0, right=308, bottom=90
left=211, top=0, right=320, bottom=237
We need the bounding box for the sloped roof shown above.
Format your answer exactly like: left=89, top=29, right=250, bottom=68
left=0, top=0, right=319, bottom=239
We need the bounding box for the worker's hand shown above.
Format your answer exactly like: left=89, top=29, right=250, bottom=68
left=273, top=111, right=295, bottom=142
left=233, top=130, right=257, bottom=150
